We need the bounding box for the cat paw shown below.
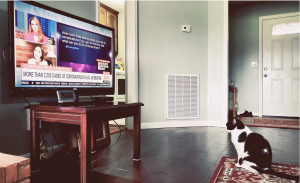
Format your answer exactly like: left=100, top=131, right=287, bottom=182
left=235, top=163, right=242, bottom=167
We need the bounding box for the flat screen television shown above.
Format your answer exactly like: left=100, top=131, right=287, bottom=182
left=8, top=0, right=115, bottom=98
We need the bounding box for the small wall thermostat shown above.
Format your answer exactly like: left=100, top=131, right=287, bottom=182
left=182, top=25, right=191, bottom=33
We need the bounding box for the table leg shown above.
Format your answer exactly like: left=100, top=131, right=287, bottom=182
left=233, top=88, right=237, bottom=118
left=30, top=110, right=40, bottom=172
left=133, top=107, right=141, bottom=161
left=80, top=114, right=91, bottom=183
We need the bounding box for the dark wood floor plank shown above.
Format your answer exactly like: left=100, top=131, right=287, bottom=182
left=32, top=126, right=299, bottom=183
left=160, top=162, right=195, bottom=183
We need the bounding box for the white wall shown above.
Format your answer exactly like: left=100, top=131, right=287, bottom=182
left=138, top=1, right=228, bottom=128
left=207, top=1, right=228, bottom=125
left=138, top=1, right=208, bottom=125
left=125, top=1, right=139, bottom=130
left=39, top=1, right=97, bottom=22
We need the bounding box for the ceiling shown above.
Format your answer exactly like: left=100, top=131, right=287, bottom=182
left=100, top=0, right=124, bottom=12
left=100, top=0, right=263, bottom=12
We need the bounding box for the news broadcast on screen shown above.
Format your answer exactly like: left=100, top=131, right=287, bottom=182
left=13, top=0, right=114, bottom=89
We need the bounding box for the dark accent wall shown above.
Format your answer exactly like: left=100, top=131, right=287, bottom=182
left=229, top=1, right=299, bottom=115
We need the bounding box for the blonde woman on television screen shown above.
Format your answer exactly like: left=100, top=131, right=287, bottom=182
left=25, top=17, right=48, bottom=44
left=28, top=46, right=48, bottom=65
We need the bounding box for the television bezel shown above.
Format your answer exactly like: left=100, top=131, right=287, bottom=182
left=8, top=0, right=115, bottom=98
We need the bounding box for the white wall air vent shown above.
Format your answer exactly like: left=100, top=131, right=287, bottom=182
left=166, top=74, right=199, bottom=119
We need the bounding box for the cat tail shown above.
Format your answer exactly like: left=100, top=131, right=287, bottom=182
left=262, top=168, right=299, bottom=181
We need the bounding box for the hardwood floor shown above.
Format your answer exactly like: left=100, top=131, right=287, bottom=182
left=32, top=126, right=299, bottom=183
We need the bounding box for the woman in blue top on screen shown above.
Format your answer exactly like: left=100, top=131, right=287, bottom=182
left=25, top=17, right=48, bottom=44
left=28, top=46, right=48, bottom=65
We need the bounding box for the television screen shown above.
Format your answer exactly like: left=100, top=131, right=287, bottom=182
left=8, top=0, right=115, bottom=98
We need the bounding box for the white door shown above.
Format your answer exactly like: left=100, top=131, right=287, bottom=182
left=262, top=14, right=300, bottom=117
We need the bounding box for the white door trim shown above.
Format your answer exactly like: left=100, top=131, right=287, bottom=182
left=97, top=1, right=139, bottom=128
left=96, top=0, right=100, bottom=23
left=258, top=12, right=300, bottom=117
left=124, top=1, right=139, bottom=129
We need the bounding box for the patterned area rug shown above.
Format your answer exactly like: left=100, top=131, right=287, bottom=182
left=240, top=117, right=300, bottom=130
left=109, top=127, right=125, bottom=134
left=209, top=156, right=300, bottom=183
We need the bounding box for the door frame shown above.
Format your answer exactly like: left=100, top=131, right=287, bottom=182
left=258, top=12, right=300, bottom=117
left=97, top=1, right=138, bottom=129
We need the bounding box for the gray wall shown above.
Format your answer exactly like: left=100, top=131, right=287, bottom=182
left=229, top=1, right=300, bottom=115
left=0, top=1, right=97, bottom=155
left=138, top=1, right=208, bottom=123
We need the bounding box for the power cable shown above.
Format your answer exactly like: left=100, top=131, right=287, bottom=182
left=24, top=98, right=31, bottom=106
left=107, top=119, right=122, bottom=149
left=50, top=123, right=67, bottom=152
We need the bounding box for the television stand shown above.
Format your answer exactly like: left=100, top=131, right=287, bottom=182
left=26, top=102, right=144, bottom=183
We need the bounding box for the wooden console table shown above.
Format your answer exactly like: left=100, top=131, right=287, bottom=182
left=26, top=102, right=144, bottom=183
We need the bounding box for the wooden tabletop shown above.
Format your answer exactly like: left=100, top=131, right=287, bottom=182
left=25, top=102, right=144, bottom=113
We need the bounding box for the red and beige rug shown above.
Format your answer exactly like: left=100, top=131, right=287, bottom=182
left=109, top=127, right=125, bottom=134
left=209, top=156, right=300, bottom=183
left=240, top=117, right=300, bottom=130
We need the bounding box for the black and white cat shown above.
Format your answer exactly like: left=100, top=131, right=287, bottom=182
left=226, top=118, right=299, bottom=181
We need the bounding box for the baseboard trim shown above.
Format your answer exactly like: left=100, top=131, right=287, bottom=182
left=141, top=121, right=226, bottom=129
left=237, top=111, right=259, bottom=117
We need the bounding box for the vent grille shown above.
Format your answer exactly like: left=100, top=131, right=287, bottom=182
left=166, top=74, right=199, bottom=119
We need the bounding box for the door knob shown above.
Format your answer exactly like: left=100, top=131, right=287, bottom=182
left=264, top=74, right=267, bottom=77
